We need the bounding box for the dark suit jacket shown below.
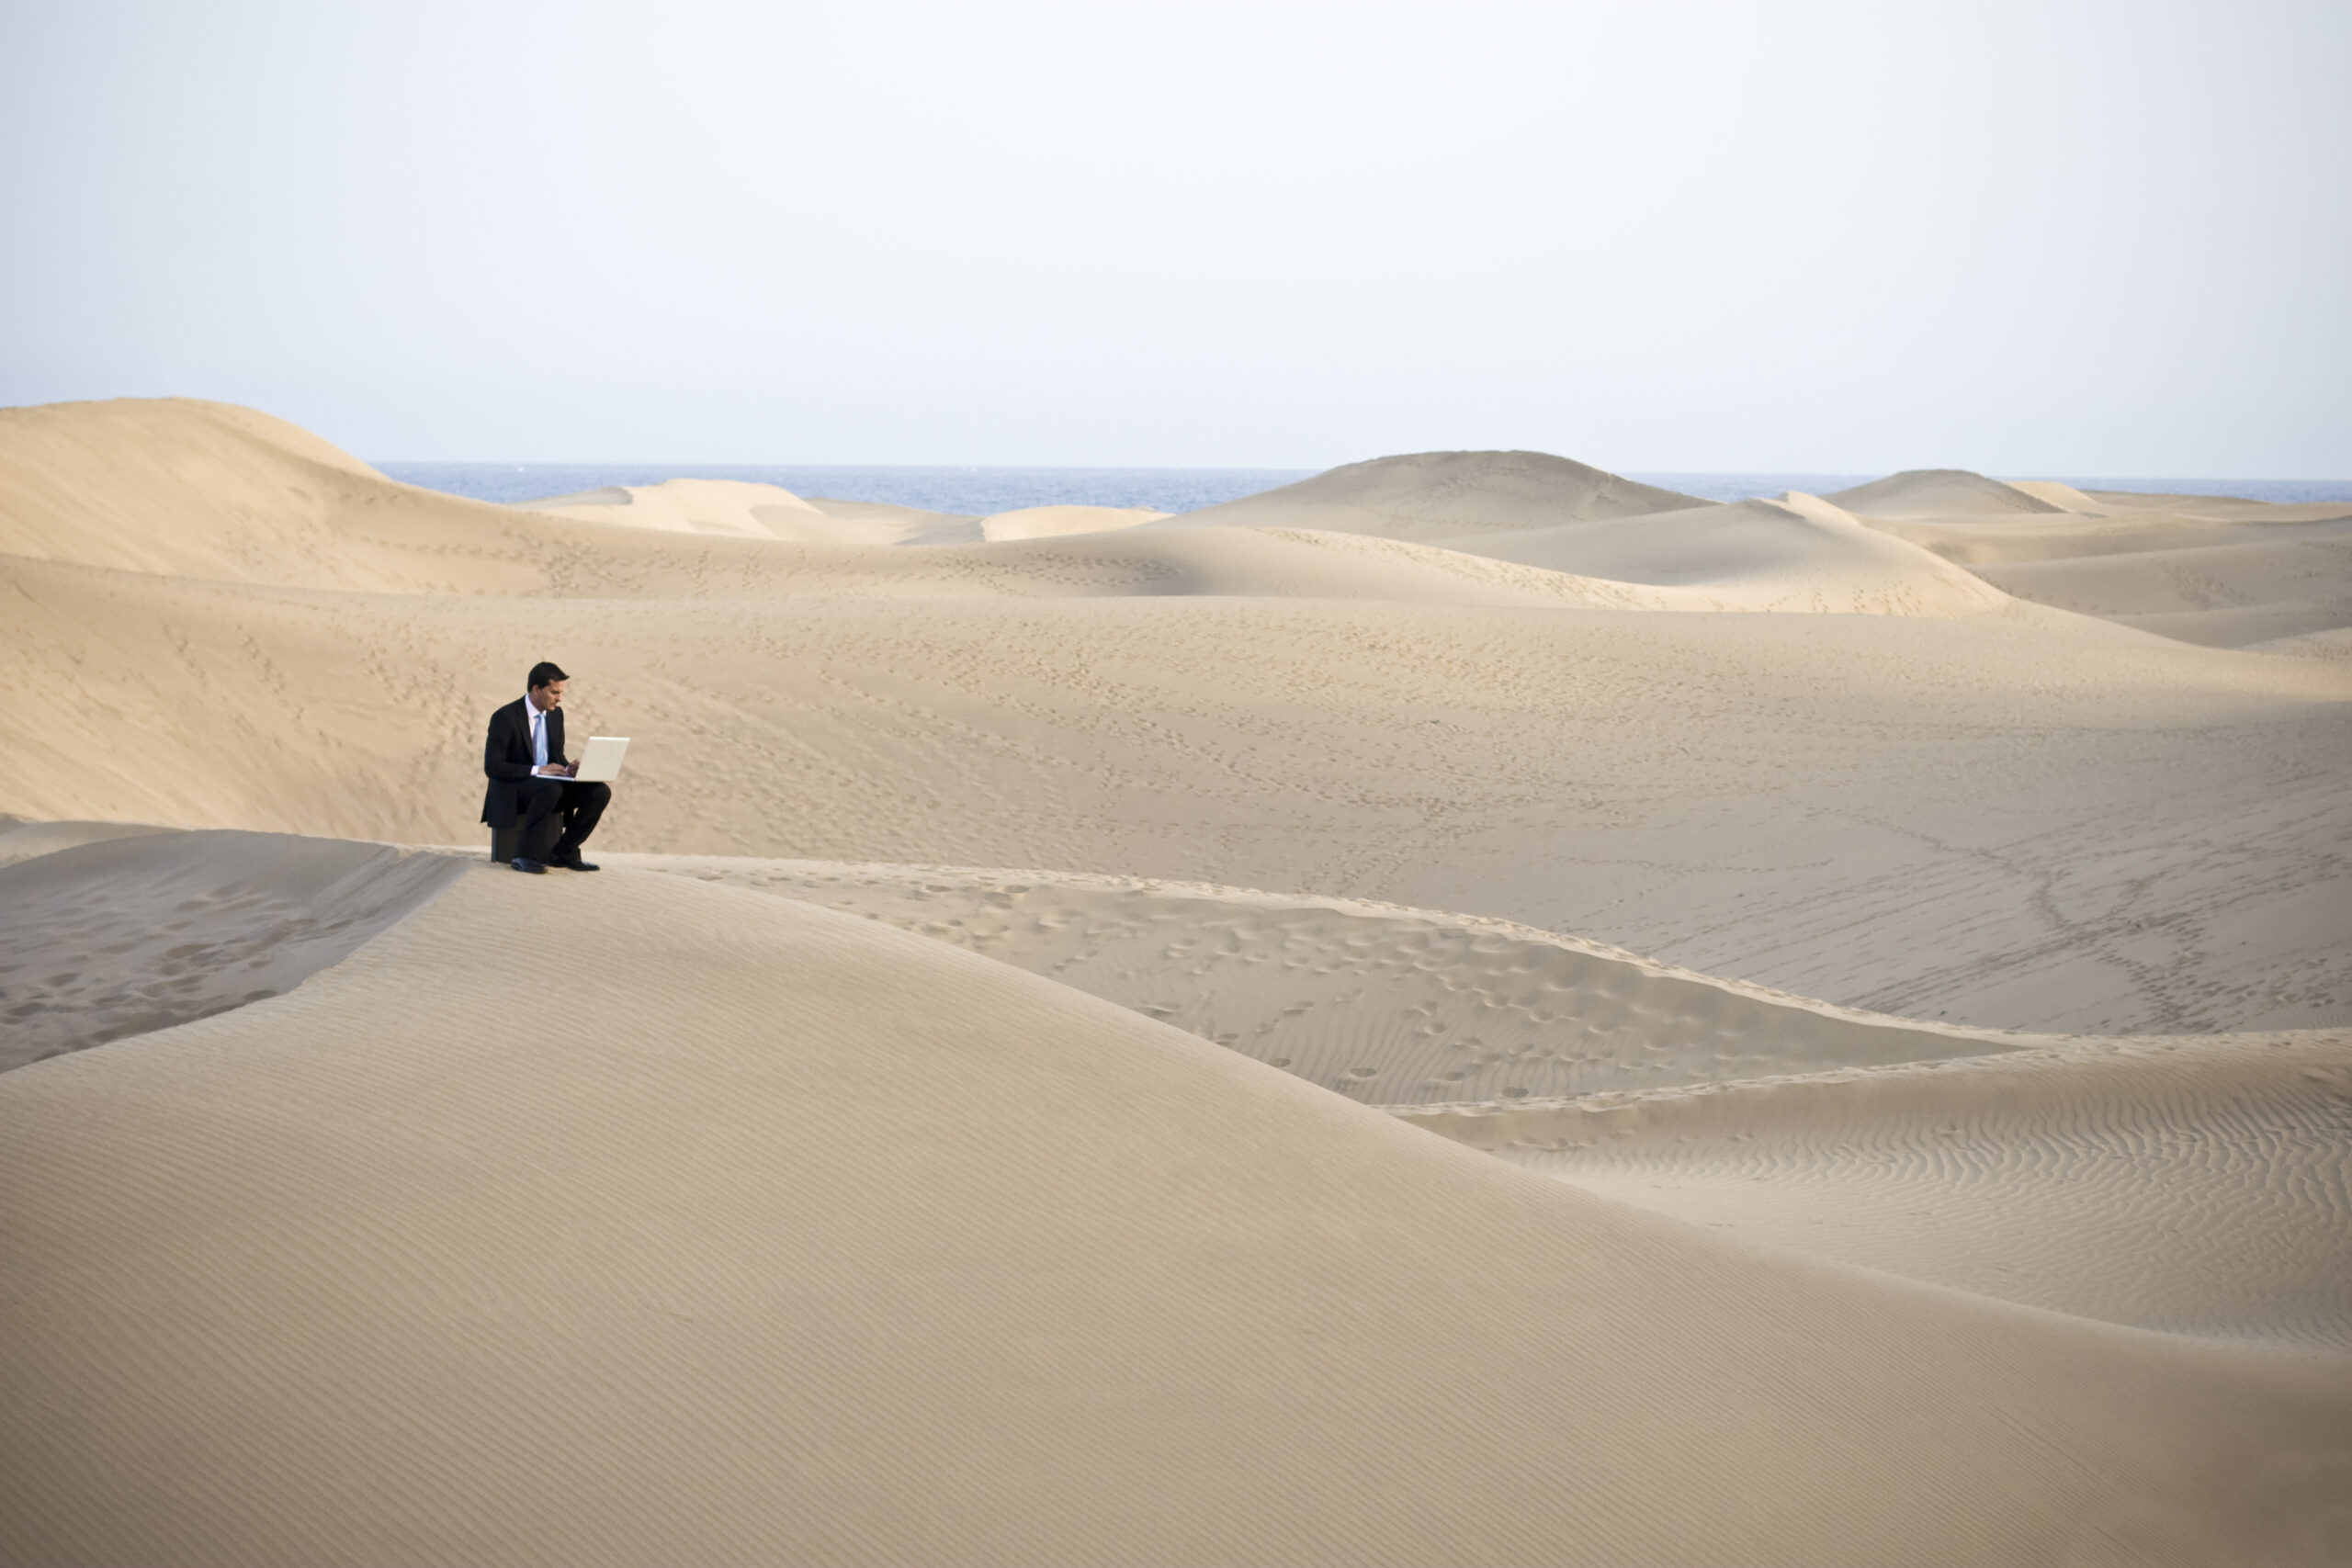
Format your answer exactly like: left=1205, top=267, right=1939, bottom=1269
left=481, top=697, right=570, bottom=827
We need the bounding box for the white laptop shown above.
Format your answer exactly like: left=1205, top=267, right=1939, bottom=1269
left=570, top=736, right=629, bottom=783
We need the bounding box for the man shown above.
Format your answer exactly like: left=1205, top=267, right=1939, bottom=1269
left=481, top=661, right=611, bottom=874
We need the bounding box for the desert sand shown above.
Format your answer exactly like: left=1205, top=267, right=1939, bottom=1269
left=3, top=398, right=2348, bottom=1564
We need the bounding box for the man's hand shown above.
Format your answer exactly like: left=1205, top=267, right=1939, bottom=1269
left=534, top=763, right=575, bottom=777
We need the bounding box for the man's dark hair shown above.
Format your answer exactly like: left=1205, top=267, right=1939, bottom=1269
left=526, top=661, right=569, bottom=691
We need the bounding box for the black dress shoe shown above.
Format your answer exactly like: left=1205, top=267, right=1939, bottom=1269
left=551, top=850, right=599, bottom=872
left=511, top=856, right=548, bottom=874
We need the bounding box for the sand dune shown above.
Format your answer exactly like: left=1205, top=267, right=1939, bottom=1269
left=979, top=502, right=1168, bottom=540
left=1876, top=502, right=2352, bottom=649
left=2257, top=625, right=2352, bottom=662
left=1445, top=491, right=2010, bottom=615
left=804, top=496, right=978, bottom=536
left=522, top=481, right=1111, bottom=549
left=6, top=398, right=2352, bottom=1562
left=524, top=477, right=837, bottom=540
left=528, top=491, right=1170, bottom=547
left=5, top=851, right=2346, bottom=1566
left=1827, top=468, right=2069, bottom=518
left=1158, top=449, right=1711, bottom=540
left=0, top=397, right=559, bottom=592
left=624, top=856, right=2350, bottom=1358
left=2005, top=478, right=2109, bottom=512
left=1424, top=1030, right=2352, bottom=1355
left=1972, top=533, right=2352, bottom=646
left=631, top=857, right=2027, bottom=1106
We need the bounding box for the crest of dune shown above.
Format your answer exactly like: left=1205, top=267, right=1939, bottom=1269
left=1157, top=449, right=1712, bottom=541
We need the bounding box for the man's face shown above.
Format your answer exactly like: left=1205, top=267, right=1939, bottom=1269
left=532, top=680, right=566, bottom=710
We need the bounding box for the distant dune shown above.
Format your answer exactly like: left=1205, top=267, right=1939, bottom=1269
left=1867, top=480, right=2352, bottom=649
left=2005, top=478, right=2109, bottom=512
left=524, top=477, right=837, bottom=540
left=1159, top=449, right=1711, bottom=539
left=1445, top=490, right=2011, bottom=615
left=3, top=399, right=2349, bottom=1563
left=1827, top=468, right=2069, bottom=518
left=978, top=502, right=1167, bottom=541
left=524, top=485, right=1175, bottom=548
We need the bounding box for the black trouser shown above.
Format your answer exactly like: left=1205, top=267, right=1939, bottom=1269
left=513, top=777, right=611, bottom=861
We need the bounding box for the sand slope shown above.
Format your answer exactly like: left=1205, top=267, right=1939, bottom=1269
left=1426, top=1031, right=2352, bottom=1355
left=627, top=857, right=2352, bottom=1357
left=1159, top=449, right=1711, bottom=540
left=1973, top=533, right=2352, bottom=647
left=1447, top=491, right=2010, bottom=615
left=1888, top=507, right=2352, bottom=649
left=630, top=856, right=2028, bottom=1105
left=6, top=536, right=2348, bottom=1032
left=0, top=397, right=561, bottom=592
left=0, top=830, right=461, bottom=1071
left=6, top=856, right=2347, bottom=1566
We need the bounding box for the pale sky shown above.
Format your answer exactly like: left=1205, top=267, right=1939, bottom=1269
left=4, top=0, right=2346, bottom=475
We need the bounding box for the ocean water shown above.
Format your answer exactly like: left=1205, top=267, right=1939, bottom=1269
left=379, top=463, right=2352, bottom=514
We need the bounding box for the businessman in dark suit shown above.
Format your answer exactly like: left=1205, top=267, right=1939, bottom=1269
left=482, top=661, right=612, bottom=874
